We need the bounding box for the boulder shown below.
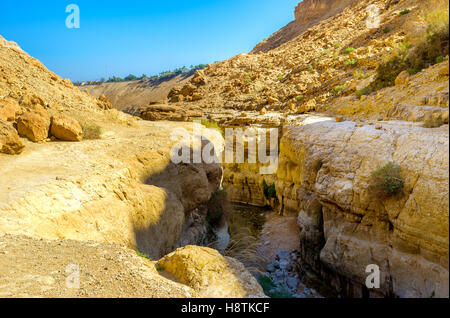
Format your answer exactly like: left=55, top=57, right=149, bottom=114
left=50, top=114, right=83, bottom=141
left=17, top=112, right=50, bottom=142
left=191, top=71, right=207, bottom=86
left=97, top=94, right=114, bottom=110
left=395, top=70, right=410, bottom=86
left=0, top=120, right=24, bottom=155
left=157, top=246, right=266, bottom=298
left=0, top=98, right=22, bottom=122
left=20, top=94, right=45, bottom=109
left=181, top=83, right=197, bottom=97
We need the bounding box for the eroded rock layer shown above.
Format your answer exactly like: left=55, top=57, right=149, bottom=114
left=223, top=118, right=449, bottom=298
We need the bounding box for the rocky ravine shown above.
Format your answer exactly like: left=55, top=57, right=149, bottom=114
left=0, top=119, right=265, bottom=298
left=160, top=0, right=448, bottom=298
left=222, top=116, right=449, bottom=298
left=0, top=35, right=265, bottom=298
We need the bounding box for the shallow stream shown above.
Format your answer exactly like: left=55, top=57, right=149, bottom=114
left=213, top=202, right=330, bottom=298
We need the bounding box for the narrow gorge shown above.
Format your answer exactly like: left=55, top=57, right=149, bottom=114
left=1, top=0, right=449, bottom=299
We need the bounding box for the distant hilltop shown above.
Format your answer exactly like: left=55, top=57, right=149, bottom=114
left=252, top=0, right=358, bottom=53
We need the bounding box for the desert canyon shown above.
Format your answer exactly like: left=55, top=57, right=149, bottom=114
left=1, top=0, right=449, bottom=298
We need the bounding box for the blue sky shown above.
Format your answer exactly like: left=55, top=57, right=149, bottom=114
left=0, top=0, right=299, bottom=82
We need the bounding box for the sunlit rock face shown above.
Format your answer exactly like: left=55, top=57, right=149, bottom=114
left=253, top=0, right=358, bottom=53
left=223, top=117, right=449, bottom=298
left=279, top=120, right=448, bottom=298
left=294, top=0, right=357, bottom=24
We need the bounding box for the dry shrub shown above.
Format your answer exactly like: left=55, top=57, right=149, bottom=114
left=81, top=122, right=103, bottom=140
left=423, top=116, right=446, bottom=128
left=370, top=162, right=404, bottom=198
left=222, top=227, right=271, bottom=275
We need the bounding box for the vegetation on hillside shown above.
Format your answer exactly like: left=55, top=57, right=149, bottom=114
left=80, top=122, right=103, bottom=140
left=262, top=180, right=277, bottom=200
left=370, top=162, right=404, bottom=198
left=74, top=64, right=208, bottom=86
left=373, top=1, right=449, bottom=89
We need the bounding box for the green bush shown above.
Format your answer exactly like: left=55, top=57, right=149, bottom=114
left=400, top=9, right=411, bottom=15
left=383, top=27, right=391, bottom=33
left=296, top=95, right=304, bottom=102
left=423, top=117, right=445, bottom=128
left=333, top=85, right=346, bottom=95
left=436, top=55, right=445, bottom=63
left=344, top=59, right=358, bottom=67
left=136, top=251, right=151, bottom=260
left=269, top=283, right=293, bottom=298
left=356, top=86, right=372, bottom=98
left=407, top=68, right=417, bottom=75
left=201, top=119, right=223, bottom=134
left=344, top=47, right=356, bottom=54
left=257, top=275, right=276, bottom=295
left=263, top=180, right=277, bottom=200
left=370, top=162, right=404, bottom=198
left=307, top=64, right=314, bottom=71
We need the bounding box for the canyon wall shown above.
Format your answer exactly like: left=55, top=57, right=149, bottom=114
left=0, top=122, right=222, bottom=260
left=223, top=118, right=449, bottom=298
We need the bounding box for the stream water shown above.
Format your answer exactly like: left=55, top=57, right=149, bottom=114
left=213, top=203, right=328, bottom=298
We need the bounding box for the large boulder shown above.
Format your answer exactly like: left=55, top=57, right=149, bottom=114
left=0, top=120, right=24, bottom=155
left=157, top=246, right=266, bottom=298
left=0, top=98, right=22, bottom=122
left=19, top=94, right=46, bottom=109
left=17, top=111, right=50, bottom=142
left=50, top=114, right=83, bottom=141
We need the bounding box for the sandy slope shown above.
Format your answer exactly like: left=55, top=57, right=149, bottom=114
left=81, top=74, right=193, bottom=115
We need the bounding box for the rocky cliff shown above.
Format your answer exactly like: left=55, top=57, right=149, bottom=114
left=253, top=0, right=358, bottom=53
left=166, top=0, right=448, bottom=298
left=0, top=36, right=265, bottom=298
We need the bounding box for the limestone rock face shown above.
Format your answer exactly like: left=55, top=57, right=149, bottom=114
left=222, top=117, right=449, bottom=298
left=253, top=0, right=358, bottom=53
left=0, top=98, right=22, bottom=122
left=17, top=112, right=50, bottom=142
left=50, top=114, right=83, bottom=141
left=278, top=120, right=449, bottom=298
left=294, top=0, right=357, bottom=24
left=157, top=246, right=266, bottom=298
left=0, top=121, right=223, bottom=260
left=0, top=120, right=24, bottom=155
